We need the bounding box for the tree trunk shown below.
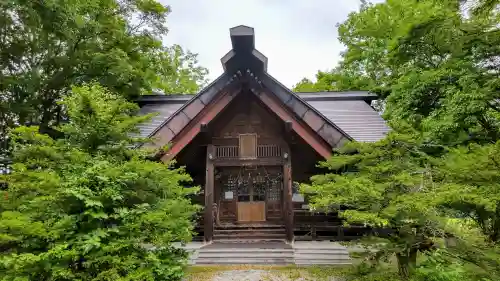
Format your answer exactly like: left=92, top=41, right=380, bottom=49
left=490, top=202, right=500, bottom=243
left=396, top=248, right=418, bottom=280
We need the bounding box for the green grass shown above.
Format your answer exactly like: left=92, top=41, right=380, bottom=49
left=183, top=265, right=353, bottom=281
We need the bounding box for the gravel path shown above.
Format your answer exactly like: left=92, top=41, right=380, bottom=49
left=206, top=269, right=341, bottom=281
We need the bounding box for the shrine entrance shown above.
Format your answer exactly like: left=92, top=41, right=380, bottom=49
left=214, top=165, right=283, bottom=224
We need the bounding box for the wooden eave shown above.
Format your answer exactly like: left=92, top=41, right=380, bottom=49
left=258, top=73, right=352, bottom=148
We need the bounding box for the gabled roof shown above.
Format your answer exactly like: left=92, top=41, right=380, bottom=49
left=135, top=25, right=390, bottom=158
left=136, top=91, right=389, bottom=144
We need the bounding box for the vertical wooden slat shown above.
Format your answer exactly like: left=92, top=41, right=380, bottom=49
left=283, top=155, right=294, bottom=242
left=204, top=144, right=215, bottom=243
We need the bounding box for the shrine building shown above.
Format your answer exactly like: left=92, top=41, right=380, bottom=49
left=135, top=26, right=389, bottom=243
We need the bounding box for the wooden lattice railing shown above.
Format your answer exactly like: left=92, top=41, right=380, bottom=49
left=215, top=145, right=239, bottom=158
left=215, top=144, right=282, bottom=159
left=257, top=144, right=282, bottom=158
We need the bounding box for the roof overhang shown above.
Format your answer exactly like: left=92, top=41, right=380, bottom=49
left=221, top=25, right=268, bottom=74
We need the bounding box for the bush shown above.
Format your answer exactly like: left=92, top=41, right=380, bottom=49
left=411, top=251, right=466, bottom=281
left=0, top=85, right=200, bottom=280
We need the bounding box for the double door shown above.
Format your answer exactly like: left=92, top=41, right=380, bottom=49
left=216, top=166, right=283, bottom=223
left=237, top=174, right=267, bottom=222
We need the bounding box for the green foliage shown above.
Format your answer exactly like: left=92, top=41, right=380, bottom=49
left=434, top=142, right=500, bottom=242
left=412, top=251, right=466, bottom=281
left=292, top=67, right=373, bottom=92
left=302, top=132, right=447, bottom=279
left=301, top=1, right=500, bottom=279
left=0, top=85, right=200, bottom=280
left=0, top=0, right=208, bottom=135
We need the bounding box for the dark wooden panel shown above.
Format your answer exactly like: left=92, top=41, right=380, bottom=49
left=145, top=126, right=175, bottom=149
left=161, top=86, right=240, bottom=162
left=168, top=112, right=190, bottom=134
left=254, top=90, right=332, bottom=159
left=204, top=145, right=215, bottom=242
left=318, top=124, right=344, bottom=148
left=183, top=98, right=205, bottom=119
left=302, top=109, right=324, bottom=132
left=283, top=160, right=293, bottom=242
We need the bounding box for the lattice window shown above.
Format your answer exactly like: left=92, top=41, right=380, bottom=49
left=252, top=174, right=266, bottom=201
left=237, top=177, right=251, bottom=202
left=221, top=174, right=238, bottom=200
left=239, top=134, right=257, bottom=159
left=267, top=173, right=282, bottom=201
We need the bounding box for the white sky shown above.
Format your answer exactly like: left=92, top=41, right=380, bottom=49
left=160, top=0, right=378, bottom=88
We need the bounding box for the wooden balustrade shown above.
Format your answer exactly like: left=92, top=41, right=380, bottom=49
left=215, top=144, right=282, bottom=159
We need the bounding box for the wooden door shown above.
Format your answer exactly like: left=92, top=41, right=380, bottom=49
left=236, top=170, right=266, bottom=222
left=237, top=201, right=266, bottom=222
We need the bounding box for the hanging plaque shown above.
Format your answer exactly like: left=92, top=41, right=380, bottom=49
left=224, top=191, right=234, bottom=200
left=292, top=193, right=304, bottom=202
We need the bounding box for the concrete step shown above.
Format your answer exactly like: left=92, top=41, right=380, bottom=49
left=195, top=258, right=293, bottom=265
left=295, top=253, right=350, bottom=258
left=214, top=228, right=286, bottom=234
left=199, top=252, right=294, bottom=258
left=215, top=224, right=285, bottom=230
left=292, top=241, right=352, bottom=266
left=210, top=239, right=287, bottom=243
left=214, top=234, right=286, bottom=240
left=200, top=248, right=294, bottom=253
left=294, top=249, right=350, bottom=254
left=294, top=260, right=352, bottom=265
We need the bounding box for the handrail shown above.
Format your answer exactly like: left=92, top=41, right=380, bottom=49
left=214, top=144, right=282, bottom=159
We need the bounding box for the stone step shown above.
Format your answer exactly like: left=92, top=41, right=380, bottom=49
left=294, top=249, right=350, bottom=254
left=199, top=252, right=294, bottom=258
left=210, top=238, right=287, bottom=243
left=195, top=258, right=294, bottom=265
left=200, top=248, right=294, bottom=253
left=214, top=234, right=286, bottom=240
left=215, top=224, right=285, bottom=230
left=294, top=254, right=350, bottom=260
left=214, top=228, right=286, bottom=234
left=295, top=261, right=352, bottom=265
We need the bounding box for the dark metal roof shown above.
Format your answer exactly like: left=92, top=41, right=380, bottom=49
left=136, top=91, right=389, bottom=142
left=136, top=91, right=378, bottom=103
left=136, top=101, right=185, bottom=140
left=306, top=99, right=389, bottom=142
left=295, top=91, right=378, bottom=102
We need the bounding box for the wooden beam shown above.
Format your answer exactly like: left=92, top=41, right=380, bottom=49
left=255, top=91, right=332, bottom=159
left=200, top=123, right=209, bottom=132
left=213, top=158, right=284, bottom=167
left=283, top=156, right=294, bottom=242
left=161, top=89, right=238, bottom=162
left=204, top=144, right=215, bottom=243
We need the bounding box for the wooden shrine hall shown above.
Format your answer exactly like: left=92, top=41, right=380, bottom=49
left=135, top=26, right=390, bottom=243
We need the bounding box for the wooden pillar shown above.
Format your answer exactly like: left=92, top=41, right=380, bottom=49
left=283, top=154, right=294, bottom=242
left=204, top=144, right=215, bottom=243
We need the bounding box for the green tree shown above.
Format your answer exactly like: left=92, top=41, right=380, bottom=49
left=0, top=84, right=199, bottom=280
left=302, top=132, right=449, bottom=280
left=296, top=0, right=499, bottom=144
left=301, top=1, right=500, bottom=280
left=0, top=0, right=208, bottom=137
left=292, top=66, right=373, bottom=92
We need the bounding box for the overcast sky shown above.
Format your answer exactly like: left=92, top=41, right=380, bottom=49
left=160, top=0, right=376, bottom=88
